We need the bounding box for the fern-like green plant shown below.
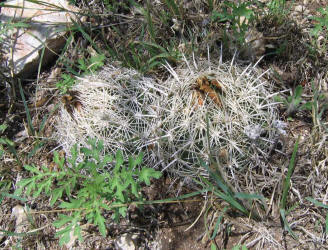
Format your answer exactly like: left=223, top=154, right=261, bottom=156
left=56, top=74, right=76, bottom=94
left=15, top=138, right=162, bottom=246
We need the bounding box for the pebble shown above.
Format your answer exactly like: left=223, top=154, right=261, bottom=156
left=115, top=233, right=138, bottom=250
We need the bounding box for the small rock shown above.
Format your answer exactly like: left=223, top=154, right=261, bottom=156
left=115, top=233, right=138, bottom=250
left=294, top=5, right=305, bottom=13
left=47, top=67, right=62, bottom=83
left=11, top=205, right=29, bottom=234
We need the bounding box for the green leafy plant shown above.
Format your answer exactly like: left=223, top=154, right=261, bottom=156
left=0, top=182, right=27, bottom=205
left=77, top=53, right=106, bottom=74
left=15, top=138, right=162, bottom=245
left=231, top=245, right=248, bottom=250
left=56, top=74, right=76, bottom=94
left=308, top=6, right=328, bottom=56
left=56, top=53, right=105, bottom=94
left=310, top=7, right=328, bottom=39
left=267, top=0, right=286, bottom=12
left=274, top=85, right=312, bottom=117
left=211, top=1, right=255, bottom=46
left=267, top=0, right=288, bottom=16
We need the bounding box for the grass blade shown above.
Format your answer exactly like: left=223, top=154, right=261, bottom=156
left=164, top=0, right=180, bottom=17
left=37, top=45, right=46, bottom=85
left=306, top=197, right=328, bottom=233
left=211, top=206, right=228, bottom=240
left=280, top=136, right=300, bottom=210
left=70, top=19, right=101, bottom=54
left=19, top=80, right=35, bottom=136
left=144, top=1, right=156, bottom=42
left=39, top=103, right=59, bottom=134
left=199, top=159, right=230, bottom=194
left=234, top=192, right=264, bottom=200
left=207, top=0, right=214, bottom=11
left=28, top=141, right=45, bottom=158
left=213, top=190, right=249, bottom=215
left=142, top=190, right=205, bottom=204
left=280, top=208, right=298, bottom=240
left=326, top=213, right=328, bottom=234
left=306, top=197, right=328, bottom=209
left=195, top=174, right=249, bottom=216
left=279, top=137, right=300, bottom=240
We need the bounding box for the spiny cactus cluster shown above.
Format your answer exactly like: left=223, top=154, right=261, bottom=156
left=55, top=58, right=280, bottom=178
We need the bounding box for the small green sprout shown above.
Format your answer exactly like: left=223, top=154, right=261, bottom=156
left=274, top=85, right=312, bottom=118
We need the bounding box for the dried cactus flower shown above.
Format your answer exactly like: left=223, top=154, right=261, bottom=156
left=55, top=58, right=280, bottom=179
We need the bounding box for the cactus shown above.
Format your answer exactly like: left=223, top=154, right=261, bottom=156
left=55, top=58, right=279, bottom=179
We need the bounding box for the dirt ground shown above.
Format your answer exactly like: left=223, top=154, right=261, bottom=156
left=1, top=0, right=328, bottom=249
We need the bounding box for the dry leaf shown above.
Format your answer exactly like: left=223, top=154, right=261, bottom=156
left=192, top=90, right=204, bottom=108
left=62, top=92, right=83, bottom=116
left=195, top=76, right=223, bottom=108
